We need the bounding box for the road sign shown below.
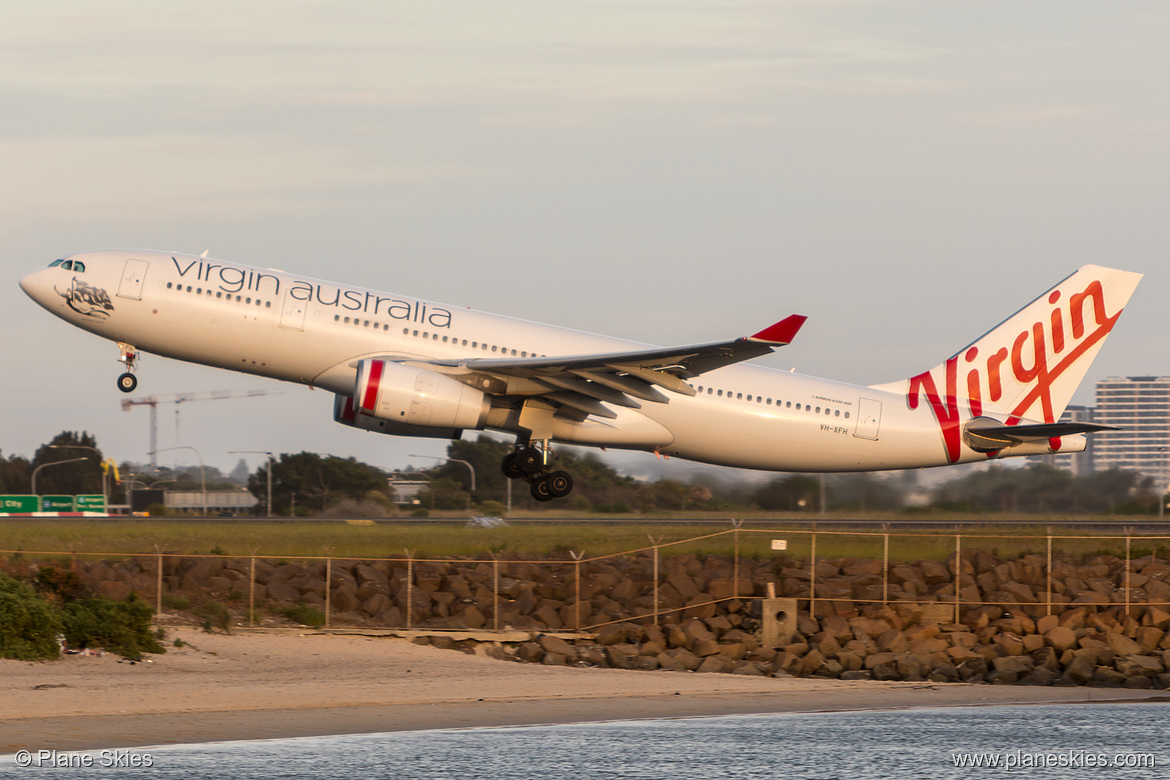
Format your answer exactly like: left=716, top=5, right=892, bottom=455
left=0, top=495, right=38, bottom=513
left=74, top=495, right=106, bottom=512
left=40, top=495, right=74, bottom=512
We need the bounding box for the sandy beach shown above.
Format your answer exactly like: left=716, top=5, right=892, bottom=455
left=3, top=632, right=1167, bottom=753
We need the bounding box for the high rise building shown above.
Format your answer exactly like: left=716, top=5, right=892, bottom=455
left=1092, top=376, right=1170, bottom=487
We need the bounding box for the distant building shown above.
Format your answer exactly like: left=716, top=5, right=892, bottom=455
left=1092, top=376, right=1170, bottom=486
left=165, top=490, right=259, bottom=514
left=387, top=478, right=427, bottom=504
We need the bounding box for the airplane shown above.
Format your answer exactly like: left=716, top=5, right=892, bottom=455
left=19, top=252, right=1141, bottom=501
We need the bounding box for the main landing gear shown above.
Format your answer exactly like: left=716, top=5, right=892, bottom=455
left=117, top=342, right=139, bottom=393
left=501, top=442, right=574, bottom=502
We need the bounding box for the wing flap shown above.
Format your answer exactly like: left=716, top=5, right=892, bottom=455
left=418, top=313, right=806, bottom=422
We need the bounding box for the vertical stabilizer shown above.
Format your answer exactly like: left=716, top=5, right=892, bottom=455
left=871, top=265, right=1142, bottom=463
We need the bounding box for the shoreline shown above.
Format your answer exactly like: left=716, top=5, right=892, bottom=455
left=3, top=632, right=1167, bottom=753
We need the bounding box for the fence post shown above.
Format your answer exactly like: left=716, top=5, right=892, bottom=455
left=733, top=521, right=742, bottom=599
left=249, top=556, right=256, bottom=628
left=156, top=551, right=163, bottom=617
left=1045, top=527, right=1053, bottom=617
left=1125, top=531, right=1132, bottom=618
left=406, top=552, right=414, bottom=630
left=648, top=535, right=661, bottom=626
left=492, top=555, right=500, bottom=631
left=809, top=532, right=817, bottom=618
left=571, top=551, right=584, bottom=631
left=325, top=557, right=332, bottom=628
left=953, top=533, right=962, bottom=624
left=882, top=528, right=890, bottom=606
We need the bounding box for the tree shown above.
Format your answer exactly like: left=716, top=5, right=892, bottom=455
left=30, top=432, right=105, bottom=495
left=0, top=451, right=31, bottom=493
left=250, top=452, right=390, bottom=515
left=755, top=475, right=821, bottom=511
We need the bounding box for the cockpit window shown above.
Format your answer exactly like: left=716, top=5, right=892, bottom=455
left=61, top=260, right=73, bottom=270
left=49, top=259, right=65, bottom=267
left=72, top=261, right=85, bottom=272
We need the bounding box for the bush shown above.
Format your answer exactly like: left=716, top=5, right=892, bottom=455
left=163, top=593, right=191, bottom=610
left=62, top=595, right=165, bottom=661
left=198, top=600, right=232, bottom=633
left=34, top=566, right=86, bottom=602
left=281, top=604, right=326, bottom=628
left=0, top=573, right=62, bottom=660
left=477, top=500, right=506, bottom=517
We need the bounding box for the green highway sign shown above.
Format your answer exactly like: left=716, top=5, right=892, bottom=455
left=0, top=495, right=38, bottom=513
left=40, top=495, right=75, bottom=512
left=74, top=494, right=106, bottom=512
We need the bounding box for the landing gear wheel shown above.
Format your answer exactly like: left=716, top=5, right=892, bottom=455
left=117, top=372, right=138, bottom=393
left=546, top=470, right=573, bottom=498
left=531, top=477, right=554, bottom=502
left=501, top=452, right=524, bottom=480
left=516, top=446, right=545, bottom=475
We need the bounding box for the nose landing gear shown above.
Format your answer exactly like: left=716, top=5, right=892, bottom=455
left=117, top=342, right=139, bottom=393
left=501, top=441, right=574, bottom=502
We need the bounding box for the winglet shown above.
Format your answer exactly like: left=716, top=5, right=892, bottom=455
left=750, top=314, right=807, bottom=345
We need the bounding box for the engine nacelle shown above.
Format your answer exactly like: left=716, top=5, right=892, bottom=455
left=353, top=359, right=489, bottom=431
left=333, top=394, right=464, bottom=439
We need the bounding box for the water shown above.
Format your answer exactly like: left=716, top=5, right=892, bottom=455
left=5, top=703, right=1169, bottom=779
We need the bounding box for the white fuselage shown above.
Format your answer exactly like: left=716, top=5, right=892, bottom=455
left=19, top=250, right=1024, bottom=473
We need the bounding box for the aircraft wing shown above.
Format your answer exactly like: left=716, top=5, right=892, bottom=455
left=412, top=315, right=806, bottom=420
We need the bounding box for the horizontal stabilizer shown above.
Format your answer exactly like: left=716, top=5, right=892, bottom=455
left=963, top=416, right=1117, bottom=451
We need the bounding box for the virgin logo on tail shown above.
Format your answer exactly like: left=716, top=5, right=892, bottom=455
left=902, top=266, right=1142, bottom=463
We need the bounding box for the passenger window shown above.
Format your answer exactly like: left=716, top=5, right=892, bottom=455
left=218, top=292, right=223, bottom=299
left=167, top=282, right=173, bottom=289
left=835, top=410, right=840, bottom=417
left=717, top=390, right=723, bottom=397
left=746, top=395, right=752, bottom=402
left=344, top=317, right=350, bottom=324
left=845, top=412, right=850, bottom=419
left=736, top=393, right=743, bottom=400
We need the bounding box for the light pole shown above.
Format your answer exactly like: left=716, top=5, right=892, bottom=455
left=148, top=446, right=207, bottom=516
left=31, top=457, right=89, bottom=499
left=409, top=454, right=476, bottom=510
left=48, top=444, right=112, bottom=513
left=229, top=450, right=274, bottom=517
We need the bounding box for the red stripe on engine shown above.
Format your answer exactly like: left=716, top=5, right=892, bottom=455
left=361, top=361, right=383, bottom=412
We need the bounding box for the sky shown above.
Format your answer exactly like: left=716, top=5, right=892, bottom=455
left=2, top=1, right=1167, bottom=482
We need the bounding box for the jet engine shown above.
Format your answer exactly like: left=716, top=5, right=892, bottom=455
left=349, top=359, right=489, bottom=432
left=333, top=394, right=463, bottom=439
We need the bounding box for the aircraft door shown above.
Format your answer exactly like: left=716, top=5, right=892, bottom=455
left=116, top=258, right=149, bottom=300
left=280, top=290, right=306, bottom=330
left=854, top=398, right=882, bottom=440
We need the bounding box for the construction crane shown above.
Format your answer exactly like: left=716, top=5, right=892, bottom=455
left=120, top=390, right=283, bottom=465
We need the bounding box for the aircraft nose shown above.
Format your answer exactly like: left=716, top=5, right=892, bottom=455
left=19, top=267, right=52, bottom=305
